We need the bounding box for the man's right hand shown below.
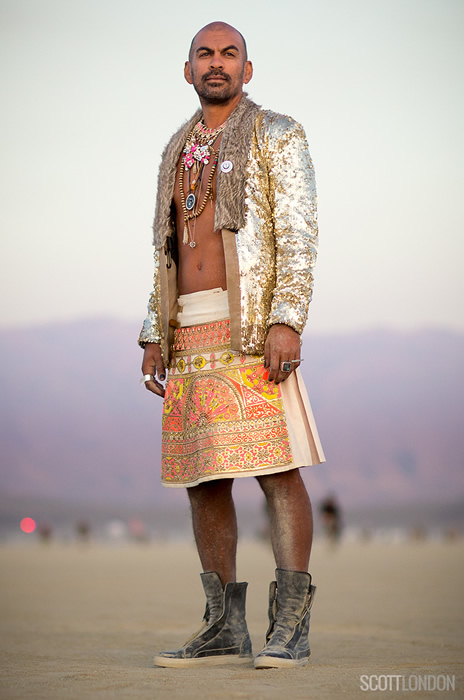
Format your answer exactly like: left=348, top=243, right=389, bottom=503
left=141, top=343, right=166, bottom=397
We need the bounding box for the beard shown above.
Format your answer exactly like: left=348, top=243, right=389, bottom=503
left=191, top=68, right=244, bottom=105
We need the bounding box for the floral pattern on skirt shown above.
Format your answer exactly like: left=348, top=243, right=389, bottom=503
left=161, top=320, right=293, bottom=487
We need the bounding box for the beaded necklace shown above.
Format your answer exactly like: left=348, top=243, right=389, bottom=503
left=179, top=119, right=226, bottom=248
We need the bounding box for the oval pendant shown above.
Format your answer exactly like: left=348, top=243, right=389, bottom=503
left=186, top=193, right=196, bottom=211
left=189, top=241, right=196, bottom=248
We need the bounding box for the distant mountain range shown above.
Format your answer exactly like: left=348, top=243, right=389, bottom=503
left=1, top=320, right=463, bottom=513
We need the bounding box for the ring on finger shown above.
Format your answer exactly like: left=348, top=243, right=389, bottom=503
left=280, top=359, right=303, bottom=372
left=140, top=374, right=154, bottom=385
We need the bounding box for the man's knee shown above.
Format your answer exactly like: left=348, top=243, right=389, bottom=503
left=188, top=478, right=234, bottom=506
left=257, top=467, right=298, bottom=491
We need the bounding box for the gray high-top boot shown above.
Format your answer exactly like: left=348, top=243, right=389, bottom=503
left=154, top=572, right=253, bottom=667
left=254, top=569, right=316, bottom=669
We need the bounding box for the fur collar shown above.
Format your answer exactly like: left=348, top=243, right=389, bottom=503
left=152, top=94, right=261, bottom=248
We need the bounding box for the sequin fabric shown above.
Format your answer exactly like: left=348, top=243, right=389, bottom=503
left=161, top=320, right=293, bottom=487
left=138, top=106, right=318, bottom=357
left=139, top=249, right=163, bottom=346
left=249, top=111, right=318, bottom=339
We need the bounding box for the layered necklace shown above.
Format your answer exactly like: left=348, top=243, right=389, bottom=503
left=179, top=119, right=226, bottom=248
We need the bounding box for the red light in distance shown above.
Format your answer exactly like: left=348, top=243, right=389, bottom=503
left=20, top=517, right=37, bottom=534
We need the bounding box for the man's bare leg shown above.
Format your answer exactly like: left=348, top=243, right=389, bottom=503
left=155, top=478, right=251, bottom=666
left=256, top=468, right=313, bottom=571
left=187, top=479, right=237, bottom=585
left=254, top=468, right=315, bottom=668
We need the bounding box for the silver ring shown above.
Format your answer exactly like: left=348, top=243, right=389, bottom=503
left=290, top=358, right=303, bottom=363
left=140, top=374, right=154, bottom=385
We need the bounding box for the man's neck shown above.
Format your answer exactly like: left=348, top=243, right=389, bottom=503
left=199, top=92, right=243, bottom=128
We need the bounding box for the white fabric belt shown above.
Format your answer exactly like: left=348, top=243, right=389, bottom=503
left=177, top=287, right=230, bottom=327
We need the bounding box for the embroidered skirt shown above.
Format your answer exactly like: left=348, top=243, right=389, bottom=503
left=161, top=318, right=325, bottom=488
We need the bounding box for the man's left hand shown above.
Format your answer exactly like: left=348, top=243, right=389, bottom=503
left=264, top=323, right=301, bottom=384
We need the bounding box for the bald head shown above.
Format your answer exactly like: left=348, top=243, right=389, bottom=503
left=188, top=21, right=248, bottom=61
left=185, top=21, right=253, bottom=107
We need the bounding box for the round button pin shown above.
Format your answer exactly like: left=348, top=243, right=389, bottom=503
left=220, top=160, right=233, bottom=173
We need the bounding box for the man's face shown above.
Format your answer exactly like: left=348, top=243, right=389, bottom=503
left=184, top=25, right=252, bottom=105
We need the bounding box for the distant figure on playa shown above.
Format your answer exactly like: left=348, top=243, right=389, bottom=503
left=37, top=521, right=52, bottom=543
left=76, top=519, right=91, bottom=543
left=139, top=21, right=325, bottom=669
left=319, top=495, right=342, bottom=544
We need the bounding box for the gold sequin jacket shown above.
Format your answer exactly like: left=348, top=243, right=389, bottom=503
left=138, top=95, right=318, bottom=362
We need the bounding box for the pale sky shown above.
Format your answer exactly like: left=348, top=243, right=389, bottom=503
left=1, top=0, right=463, bottom=334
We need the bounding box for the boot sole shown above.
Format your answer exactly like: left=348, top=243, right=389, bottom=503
left=254, top=655, right=309, bottom=669
left=154, top=654, right=253, bottom=668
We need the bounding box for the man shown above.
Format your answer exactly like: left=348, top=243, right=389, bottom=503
left=139, top=21, right=325, bottom=669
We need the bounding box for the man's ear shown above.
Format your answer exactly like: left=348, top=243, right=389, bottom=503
left=243, top=60, right=253, bottom=85
left=184, top=61, right=193, bottom=85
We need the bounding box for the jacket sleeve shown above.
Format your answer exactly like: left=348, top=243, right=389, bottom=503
left=138, top=248, right=163, bottom=348
left=267, top=117, right=318, bottom=334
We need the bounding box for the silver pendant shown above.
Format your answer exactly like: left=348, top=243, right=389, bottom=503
left=186, top=193, right=195, bottom=211
left=189, top=241, right=196, bottom=248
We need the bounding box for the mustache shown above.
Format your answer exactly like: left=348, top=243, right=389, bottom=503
left=203, top=70, right=230, bottom=82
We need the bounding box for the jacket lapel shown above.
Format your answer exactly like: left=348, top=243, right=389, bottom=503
left=152, top=95, right=260, bottom=248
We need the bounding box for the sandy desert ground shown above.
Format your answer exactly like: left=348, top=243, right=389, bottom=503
left=0, top=537, right=463, bottom=699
